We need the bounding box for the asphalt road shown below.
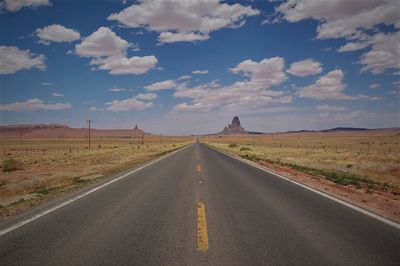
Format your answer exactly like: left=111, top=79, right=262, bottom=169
left=0, top=143, right=399, bottom=265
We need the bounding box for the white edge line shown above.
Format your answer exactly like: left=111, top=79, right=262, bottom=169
left=0, top=144, right=193, bottom=237
left=205, top=144, right=400, bottom=230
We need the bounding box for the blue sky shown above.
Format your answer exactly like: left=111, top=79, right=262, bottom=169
left=0, top=0, right=399, bottom=134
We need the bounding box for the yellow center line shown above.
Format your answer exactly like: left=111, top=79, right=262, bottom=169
left=197, top=202, right=209, bottom=252
left=196, top=165, right=201, bottom=172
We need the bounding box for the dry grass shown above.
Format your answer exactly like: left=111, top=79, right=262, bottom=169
left=203, top=130, right=400, bottom=187
left=0, top=136, right=194, bottom=217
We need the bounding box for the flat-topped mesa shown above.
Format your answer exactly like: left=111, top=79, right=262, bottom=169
left=220, top=116, right=247, bottom=134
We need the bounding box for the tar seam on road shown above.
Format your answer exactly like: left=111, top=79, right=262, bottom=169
left=205, top=144, right=400, bottom=230
left=197, top=202, right=209, bottom=252
left=0, top=144, right=193, bottom=238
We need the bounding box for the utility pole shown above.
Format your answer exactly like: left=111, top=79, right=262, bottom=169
left=141, top=132, right=144, bottom=145
left=87, top=120, right=93, bottom=149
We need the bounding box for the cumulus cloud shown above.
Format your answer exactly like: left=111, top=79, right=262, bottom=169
left=0, top=98, right=71, bottom=112
left=173, top=57, right=290, bottom=112
left=360, top=31, right=400, bottom=74
left=145, top=79, right=177, bottom=91
left=74, top=27, right=157, bottom=75
left=229, top=57, right=288, bottom=86
left=0, top=46, right=45, bottom=74
left=274, top=0, right=400, bottom=74
left=192, top=69, right=209, bottom=75
left=75, top=27, right=131, bottom=57
left=108, top=0, right=260, bottom=43
left=3, top=0, right=50, bottom=12
left=36, top=24, right=80, bottom=44
left=135, top=93, right=158, bottom=101
left=275, top=0, right=399, bottom=40
left=106, top=97, right=153, bottom=112
left=297, top=69, right=354, bottom=100
left=286, top=59, right=322, bottom=77
left=90, top=54, right=157, bottom=75
left=158, top=31, right=209, bottom=43
left=337, top=42, right=369, bottom=52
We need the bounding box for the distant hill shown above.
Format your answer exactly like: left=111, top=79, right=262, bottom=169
left=0, top=124, right=151, bottom=139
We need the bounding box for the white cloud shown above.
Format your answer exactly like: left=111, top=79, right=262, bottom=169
left=3, top=0, right=50, bottom=12
left=158, top=31, right=209, bottom=43
left=369, top=83, right=380, bottom=89
left=286, top=59, right=322, bottom=77
left=174, top=102, right=214, bottom=112
left=275, top=0, right=399, bottom=40
left=229, top=57, right=288, bottom=86
left=74, top=27, right=157, bottom=75
left=192, top=69, right=209, bottom=75
left=109, top=86, right=127, bottom=92
left=135, top=93, right=158, bottom=101
left=333, top=111, right=376, bottom=122
left=274, top=1, right=400, bottom=75
left=106, top=97, right=153, bottom=112
left=51, top=92, right=64, bottom=97
left=297, top=69, right=354, bottom=100
left=108, top=0, right=259, bottom=43
left=75, top=27, right=131, bottom=57
left=316, top=104, right=346, bottom=112
left=145, top=79, right=177, bottom=91
left=177, top=75, right=191, bottom=80
left=337, top=42, right=369, bottom=52
left=0, top=46, right=45, bottom=74
left=173, top=57, right=290, bottom=112
left=36, top=24, right=80, bottom=44
left=41, top=81, right=53, bottom=86
left=360, top=31, right=400, bottom=74
left=0, top=98, right=71, bottom=112
left=90, top=54, right=157, bottom=75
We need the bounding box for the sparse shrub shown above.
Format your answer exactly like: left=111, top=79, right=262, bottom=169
left=72, top=177, right=90, bottom=185
left=34, top=186, right=53, bottom=195
left=346, top=164, right=353, bottom=168
left=2, top=159, right=23, bottom=172
left=240, top=147, right=252, bottom=151
left=240, top=154, right=262, bottom=161
left=228, top=143, right=239, bottom=148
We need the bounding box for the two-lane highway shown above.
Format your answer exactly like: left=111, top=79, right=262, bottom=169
left=0, top=143, right=399, bottom=265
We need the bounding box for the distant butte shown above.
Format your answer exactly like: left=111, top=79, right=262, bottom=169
left=219, top=116, right=247, bottom=135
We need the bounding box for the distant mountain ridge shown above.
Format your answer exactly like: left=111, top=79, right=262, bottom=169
left=0, top=124, right=150, bottom=138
